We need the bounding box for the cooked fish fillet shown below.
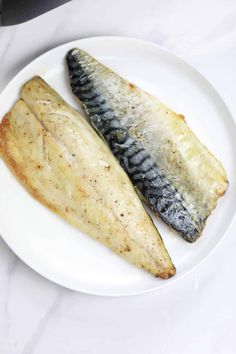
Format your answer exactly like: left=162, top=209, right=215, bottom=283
left=66, top=49, right=228, bottom=242
left=0, top=76, right=175, bottom=278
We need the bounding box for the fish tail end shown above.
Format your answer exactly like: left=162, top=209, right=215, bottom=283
left=157, top=265, right=176, bottom=279
left=66, top=48, right=80, bottom=62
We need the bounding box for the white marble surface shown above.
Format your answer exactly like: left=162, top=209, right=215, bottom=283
left=0, top=0, right=236, bottom=353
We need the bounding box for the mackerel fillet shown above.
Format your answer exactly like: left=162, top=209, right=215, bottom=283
left=0, top=77, right=175, bottom=278
left=66, top=48, right=228, bottom=242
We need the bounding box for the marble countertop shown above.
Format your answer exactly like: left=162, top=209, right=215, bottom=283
left=1, top=1, right=236, bottom=353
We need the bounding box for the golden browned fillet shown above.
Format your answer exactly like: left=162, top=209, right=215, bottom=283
left=0, top=77, right=175, bottom=278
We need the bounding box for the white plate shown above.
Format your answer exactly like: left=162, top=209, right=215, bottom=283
left=0, top=37, right=235, bottom=296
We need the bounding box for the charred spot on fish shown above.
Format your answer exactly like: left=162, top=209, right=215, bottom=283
left=128, top=83, right=135, bottom=89
left=124, top=245, right=131, bottom=252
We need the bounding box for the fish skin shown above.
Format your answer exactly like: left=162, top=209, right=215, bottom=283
left=0, top=76, right=175, bottom=278
left=66, top=48, right=228, bottom=242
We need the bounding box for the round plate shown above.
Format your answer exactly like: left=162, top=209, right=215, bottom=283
left=0, top=37, right=235, bottom=296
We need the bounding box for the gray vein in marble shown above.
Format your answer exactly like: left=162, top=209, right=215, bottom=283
left=0, top=27, right=16, bottom=67
left=3, top=252, right=18, bottom=337
left=21, top=290, right=64, bottom=354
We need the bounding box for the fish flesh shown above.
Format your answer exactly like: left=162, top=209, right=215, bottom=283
left=66, top=49, right=228, bottom=242
left=0, top=77, right=175, bottom=278
left=0, top=76, right=175, bottom=278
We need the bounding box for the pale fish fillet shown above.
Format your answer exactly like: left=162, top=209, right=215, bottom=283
left=0, top=76, right=175, bottom=278
left=66, top=49, right=228, bottom=242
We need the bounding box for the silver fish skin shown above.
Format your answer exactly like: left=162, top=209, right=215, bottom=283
left=66, top=48, right=228, bottom=242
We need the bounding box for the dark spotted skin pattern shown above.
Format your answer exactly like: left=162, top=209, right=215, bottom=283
left=66, top=49, right=201, bottom=242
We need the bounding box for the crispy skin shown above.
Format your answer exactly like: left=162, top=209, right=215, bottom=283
left=0, top=77, right=175, bottom=278
left=67, top=49, right=228, bottom=242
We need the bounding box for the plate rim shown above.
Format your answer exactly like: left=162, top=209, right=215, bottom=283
left=0, top=35, right=236, bottom=296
